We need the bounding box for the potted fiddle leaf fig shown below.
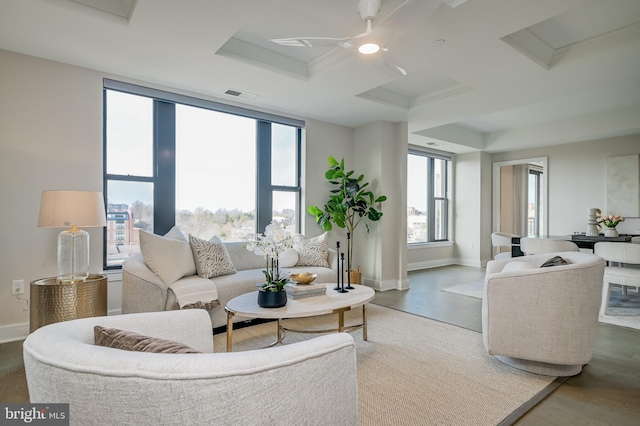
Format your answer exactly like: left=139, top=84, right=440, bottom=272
left=308, top=156, right=387, bottom=283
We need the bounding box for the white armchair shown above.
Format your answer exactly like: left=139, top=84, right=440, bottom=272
left=482, top=251, right=605, bottom=376
left=23, top=310, right=358, bottom=426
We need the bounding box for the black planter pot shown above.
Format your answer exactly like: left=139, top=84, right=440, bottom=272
left=257, top=289, right=287, bottom=308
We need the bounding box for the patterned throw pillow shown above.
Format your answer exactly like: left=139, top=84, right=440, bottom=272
left=294, top=233, right=330, bottom=268
left=94, top=326, right=201, bottom=354
left=189, top=235, right=237, bottom=278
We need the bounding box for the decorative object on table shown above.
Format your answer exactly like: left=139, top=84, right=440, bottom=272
left=585, top=208, right=599, bottom=237
left=285, top=282, right=327, bottom=299
left=345, top=233, right=354, bottom=289
left=244, top=221, right=294, bottom=308
left=289, top=272, right=317, bottom=284
left=598, top=214, right=625, bottom=238
left=337, top=253, right=348, bottom=293
left=308, top=156, right=387, bottom=285
left=38, top=190, right=107, bottom=283
left=334, top=241, right=341, bottom=291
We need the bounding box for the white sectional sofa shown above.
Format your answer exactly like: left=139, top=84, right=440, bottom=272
left=122, top=239, right=338, bottom=329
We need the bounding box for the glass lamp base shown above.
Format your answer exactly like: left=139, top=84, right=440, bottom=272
left=57, top=226, right=90, bottom=282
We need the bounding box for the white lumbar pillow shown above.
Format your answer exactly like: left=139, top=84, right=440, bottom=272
left=139, top=227, right=196, bottom=285
left=279, top=248, right=299, bottom=268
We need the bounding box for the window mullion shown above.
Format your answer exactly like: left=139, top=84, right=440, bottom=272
left=256, top=121, right=272, bottom=234
left=154, top=100, right=176, bottom=235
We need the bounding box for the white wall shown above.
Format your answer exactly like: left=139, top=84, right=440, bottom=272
left=0, top=49, right=354, bottom=340
left=492, top=134, right=640, bottom=237
left=302, top=119, right=352, bottom=243
left=353, top=121, right=408, bottom=291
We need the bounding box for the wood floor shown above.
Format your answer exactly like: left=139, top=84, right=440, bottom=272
left=374, top=266, right=640, bottom=426
left=2, top=265, right=640, bottom=425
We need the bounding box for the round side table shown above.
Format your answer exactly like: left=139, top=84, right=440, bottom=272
left=30, top=274, right=107, bottom=333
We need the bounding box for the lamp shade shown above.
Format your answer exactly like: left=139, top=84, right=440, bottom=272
left=38, top=190, right=107, bottom=228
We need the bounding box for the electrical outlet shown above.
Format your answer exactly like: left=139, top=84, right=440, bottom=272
left=12, top=279, right=24, bottom=295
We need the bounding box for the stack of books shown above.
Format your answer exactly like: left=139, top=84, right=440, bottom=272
left=285, top=283, right=327, bottom=299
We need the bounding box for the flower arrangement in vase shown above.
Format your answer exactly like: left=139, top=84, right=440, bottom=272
left=244, top=221, right=294, bottom=307
left=597, top=214, right=625, bottom=237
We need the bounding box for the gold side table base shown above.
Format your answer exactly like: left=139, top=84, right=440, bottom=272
left=30, top=274, right=108, bottom=333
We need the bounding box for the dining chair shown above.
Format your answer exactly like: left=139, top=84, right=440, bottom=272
left=491, top=232, right=520, bottom=259
left=594, top=242, right=640, bottom=313
left=519, top=237, right=580, bottom=255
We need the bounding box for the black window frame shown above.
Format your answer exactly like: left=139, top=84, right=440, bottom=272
left=407, top=148, right=451, bottom=244
left=103, top=79, right=303, bottom=269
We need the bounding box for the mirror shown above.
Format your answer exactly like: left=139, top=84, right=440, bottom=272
left=492, top=156, right=548, bottom=237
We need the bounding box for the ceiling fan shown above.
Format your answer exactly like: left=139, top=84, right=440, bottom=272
left=270, top=0, right=437, bottom=77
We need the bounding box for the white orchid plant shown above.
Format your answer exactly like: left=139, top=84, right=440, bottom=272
left=244, top=221, right=294, bottom=292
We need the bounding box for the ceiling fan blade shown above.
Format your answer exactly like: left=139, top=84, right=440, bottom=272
left=371, top=0, right=443, bottom=42
left=367, top=48, right=408, bottom=77
left=270, top=20, right=373, bottom=48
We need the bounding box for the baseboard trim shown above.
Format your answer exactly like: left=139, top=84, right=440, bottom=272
left=408, top=258, right=457, bottom=271
left=0, top=322, right=29, bottom=344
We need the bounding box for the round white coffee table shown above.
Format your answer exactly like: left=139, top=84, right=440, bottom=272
left=225, top=283, right=375, bottom=352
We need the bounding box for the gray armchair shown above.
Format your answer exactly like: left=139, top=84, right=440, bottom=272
left=482, top=251, right=605, bottom=376
left=23, top=310, right=358, bottom=426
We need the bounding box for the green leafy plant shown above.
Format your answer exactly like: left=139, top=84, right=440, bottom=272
left=308, top=156, right=387, bottom=272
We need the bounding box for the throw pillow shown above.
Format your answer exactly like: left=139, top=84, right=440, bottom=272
left=94, top=326, right=201, bottom=354
left=189, top=235, right=237, bottom=278
left=294, top=233, right=330, bottom=268
left=139, top=228, right=196, bottom=286
left=279, top=247, right=299, bottom=268
left=540, top=255, right=569, bottom=268
left=502, top=261, right=536, bottom=272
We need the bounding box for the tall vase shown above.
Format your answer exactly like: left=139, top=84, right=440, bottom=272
left=604, top=227, right=619, bottom=238
left=586, top=208, right=599, bottom=236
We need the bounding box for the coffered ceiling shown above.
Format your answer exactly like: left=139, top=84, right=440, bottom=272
left=1, top=0, right=639, bottom=153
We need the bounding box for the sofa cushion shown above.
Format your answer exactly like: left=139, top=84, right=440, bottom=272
left=294, top=233, right=330, bottom=268
left=224, top=241, right=266, bottom=271
left=139, top=228, right=196, bottom=286
left=94, top=326, right=201, bottom=354
left=189, top=235, right=237, bottom=278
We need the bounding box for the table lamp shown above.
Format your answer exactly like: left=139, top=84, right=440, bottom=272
left=38, top=190, right=107, bottom=283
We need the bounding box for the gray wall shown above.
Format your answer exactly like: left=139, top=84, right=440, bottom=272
left=0, top=49, right=354, bottom=340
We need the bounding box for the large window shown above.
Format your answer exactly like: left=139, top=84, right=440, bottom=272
left=407, top=149, right=450, bottom=244
left=104, top=80, right=302, bottom=268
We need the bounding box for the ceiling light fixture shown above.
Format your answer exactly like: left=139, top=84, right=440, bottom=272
left=358, top=43, right=380, bottom=54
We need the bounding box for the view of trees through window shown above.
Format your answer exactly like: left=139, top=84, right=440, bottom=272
left=407, top=151, right=450, bottom=244
left=104, top=84, right=301, bottom=268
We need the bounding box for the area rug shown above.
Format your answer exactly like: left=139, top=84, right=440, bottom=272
left=214, top=304, right=557, bottom=426
left=606, top=285, right=640, bottom=315
left=442, top=280, right=640, bottom=330
left=441, top=279, right=484, bottom=298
